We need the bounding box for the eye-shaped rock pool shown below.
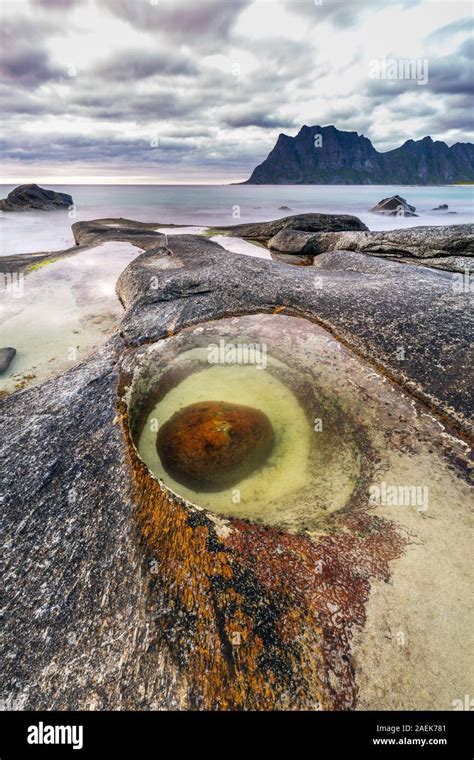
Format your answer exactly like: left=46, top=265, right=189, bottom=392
left=126, top=314, right=366, bottom=533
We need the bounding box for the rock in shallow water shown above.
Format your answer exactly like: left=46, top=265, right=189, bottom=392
left=370, top=195, right=417, bottom=217
left=0, top=347, right=16, bottom=374
left=0, top=184, right=73, bottom=212
left=156, top=401, right=275, bottom=491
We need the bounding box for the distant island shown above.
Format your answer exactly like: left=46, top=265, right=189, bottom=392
left=242, top=125, right=474, bottom=185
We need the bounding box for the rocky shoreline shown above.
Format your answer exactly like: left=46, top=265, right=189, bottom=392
left=211, top=214, right=473, bottom=273
left=2, top=212, right=473, bottom=276
left=1, top=214, right=472, bottom=711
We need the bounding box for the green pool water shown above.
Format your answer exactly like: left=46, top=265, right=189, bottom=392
left=134, top=333, right=361, bottom=530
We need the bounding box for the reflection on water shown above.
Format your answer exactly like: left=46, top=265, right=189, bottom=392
left=209, top=236, right=271, bottom=259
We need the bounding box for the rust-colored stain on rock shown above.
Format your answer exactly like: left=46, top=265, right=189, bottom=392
left=121, top=404, right=408, bottom=711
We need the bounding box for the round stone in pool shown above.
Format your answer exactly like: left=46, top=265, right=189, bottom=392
left=156, top=401, right=275, bottom=491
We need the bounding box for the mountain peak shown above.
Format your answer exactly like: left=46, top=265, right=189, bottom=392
left=243, top=125, right=474, bottom=185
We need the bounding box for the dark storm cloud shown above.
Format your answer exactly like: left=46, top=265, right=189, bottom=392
left=0, top=47, right=62, bottom=86
left=435, top=108, right=474, bottom=133
left=63, top=56, right=270, bottom=126
left=100, top=0, right=251, bottom=39
left=0, top=92, right=43, bottom=116
left=31, top=0, right=83, bottom=8
left=1, top=0, right=472, bottom=181
left=221, top=108, right=295, bottom=129
left=0, top=128, right=258, bottom=176
left=0, top=133, right=195, bottom=163
left=428, top=39, right=474, bottom=96
left=365, top=37, right=474, bottom=100
left=0, top=16, right=63, bottom=86
left=94, top=48, right=198, bottom=80
left=366, top=76, right=429, bottom=99
left=72, top=84, right=203, bottom=121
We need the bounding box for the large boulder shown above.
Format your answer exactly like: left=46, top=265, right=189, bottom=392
left=214, top=213, right=368, bottom=243
left=156, top=401, right=275, bottom=491
left=0, top=184, right=73, bottom=212
left=370, top=195, right=417, bottom=216
left=268, top=228, right=317, bottom=254
left=268, top=223, right=474, bottom=265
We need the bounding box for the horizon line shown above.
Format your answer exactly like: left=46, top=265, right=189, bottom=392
left=0, top=180, right=242, bottom=187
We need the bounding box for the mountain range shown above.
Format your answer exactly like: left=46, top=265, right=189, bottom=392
left=242, top=125, right=474, bottom=185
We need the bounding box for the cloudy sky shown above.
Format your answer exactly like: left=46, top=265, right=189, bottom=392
left=1, top=0, right=472, bottom=184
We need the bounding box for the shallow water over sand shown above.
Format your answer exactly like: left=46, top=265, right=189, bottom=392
left=156, top=226, right=271, bottom=258
left=0, top=241, right=141, bottom=393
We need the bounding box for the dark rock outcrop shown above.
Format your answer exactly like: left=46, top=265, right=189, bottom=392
left=0, top=347, right=16, bottom=374
left=433, top=204, right=449, bottom=211
left=370, top=195, right=417, bottom=217
left=267, top=224, right=474, bottom=264
left=243, top=125, right=474, bottom=185
left=214, top=212, right=368, bottom=243
left=0, top=184, right=73, bottom=212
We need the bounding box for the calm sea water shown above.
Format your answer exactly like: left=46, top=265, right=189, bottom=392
left=0, top=183, right=472, bottom=255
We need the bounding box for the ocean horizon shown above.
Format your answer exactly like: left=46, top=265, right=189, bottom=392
left=1, top=183, right=473, bottom=255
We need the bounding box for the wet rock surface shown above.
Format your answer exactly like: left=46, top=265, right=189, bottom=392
left=115, top=233, right=472, bottom=435
left=267, top=223, right=474, bottom=267
left=156, top=401, right=275, bottom=491
left=202, top=214, right=472, bottom=273
left=213, top=212, right=369, bottom=242
left=0, top=347, right=16, bottom=374
left=1, top=218, right=472, bottom=711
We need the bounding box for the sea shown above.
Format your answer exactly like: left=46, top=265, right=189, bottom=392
left=1, top=184, right=473, bottom=255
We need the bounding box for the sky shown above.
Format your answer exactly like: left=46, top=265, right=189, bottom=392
left=0, top=0, right=472, bottom=184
